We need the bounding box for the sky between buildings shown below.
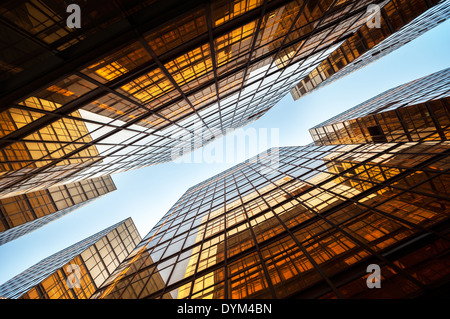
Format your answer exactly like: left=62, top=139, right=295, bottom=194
left=0, top=19, right=449, bottom=286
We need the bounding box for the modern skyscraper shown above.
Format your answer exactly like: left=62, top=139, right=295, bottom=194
left=290, top=0, right=450, bottom=100
left=89, top=68, right=450, bottom=299
left=0, top=175, right=117, bottom=246
left=91, top=141, right=450, bottom=299
left=2, top=0, right=436, bottom=198
left=309, top=67, right=450, bottom=145
left=1, top=1, right=449, bottom=301
left=0, top=218, right=141, bottom=299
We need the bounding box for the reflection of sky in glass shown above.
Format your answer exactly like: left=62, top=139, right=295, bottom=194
left=76, top=38, right=342, bottom=168
left=102, top=135, right=450, bottom=299
left=0, top=16, right=449, bottom=289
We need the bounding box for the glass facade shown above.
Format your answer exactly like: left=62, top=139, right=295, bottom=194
left=0, top=0, right=158, bottom=82
left=92, top=140, right=450, bottom=299
left=310, top=67, right=450, bottom=145
left=0, top=218, right=141, bottom=299
left=1, top=0, right=449, bottom=301
left=0, top=175, right=116, bottom=245
left=1, top=0, right=399, bottom=197
left=291, top=0, right=450, bottom=100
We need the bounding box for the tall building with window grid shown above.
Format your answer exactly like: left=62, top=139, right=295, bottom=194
left=309, top=67, right=450, bottom=145
left=0, top=175, right=116, bottom=246
left=290, top=0, right=450, bottom=100
left=91, top=139, right=450, bottom=299
left=91, top=70, right=450, bottom=299
left=1, top=0, right=445, bottom=198
left=0, top=218, right=141, bottom=299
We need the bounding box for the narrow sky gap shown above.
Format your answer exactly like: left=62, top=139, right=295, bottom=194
left=0, top=17, right=449, bottom=287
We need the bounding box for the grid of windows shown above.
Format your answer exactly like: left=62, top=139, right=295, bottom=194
left=0, top=0, right=448, bottom=301
left=0, top=0, right=159, bottom=82
left=93, top=142, right=450, bottom=299
left=0, top=175, right=116, bottom=245
left=309, top=68, right=450, bottom=145
left=1, top=0, right=398, bottom=197
left=291, top=0, right=450, bottom=100
left=0, top=218, right=141, bottom=299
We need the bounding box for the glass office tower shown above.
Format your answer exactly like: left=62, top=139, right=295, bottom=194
left=290, top=0, right=450, bottom=100
left=0, top=218, right=141, bottom=299
left=2, top=0, right=443, bottom=198
left=0, top=175, right=116, bottom=245
left=309, top=67, right=450, bottom=145
left=92, top=141, right=450, bottom=299
left=91, top=69, right=450, bottom=299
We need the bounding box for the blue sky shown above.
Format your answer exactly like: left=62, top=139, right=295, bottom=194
left=0, top=19, right=449, bottom=286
